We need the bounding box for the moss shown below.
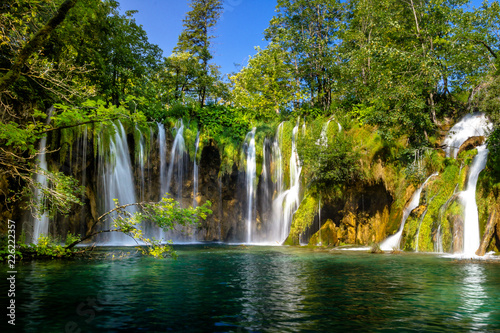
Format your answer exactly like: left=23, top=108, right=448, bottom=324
left=286, top=191, right=319, bottom=245
left=309, top=219, right=338, bottom=246
left=402, top=207, right=425, bottom=251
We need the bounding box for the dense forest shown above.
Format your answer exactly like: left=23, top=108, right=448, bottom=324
left=1, top=0, right=500, bottom=256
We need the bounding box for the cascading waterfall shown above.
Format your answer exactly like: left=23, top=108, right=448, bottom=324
left=434, top=184, right=458, bottom=253
left=78, top=125, right=88, bottom=232
left=244, top=128, right=257, bottom=243
left=135, top=125, right=146, bottom=201
left=380, top=173, right=437, bottom=251
left=98, top=121, right=138, bottom=245
left=31, top=136, right=50, bottom=244
left=459, top=145, right=489, bottom=257
left=158, top=123, right=168, bottom=198
left=272, top=122, right=284, bottom=196
left=319, top=120, right=331, bottom=146
left=317, top=197, right=322, bottom=246
left=443, top=113, right=492, bottom=158
left=271, top=119, right=303, bottom=244
left=165, top=119, right=186, bottom=201
left=193, top=131, right=200, bottom=208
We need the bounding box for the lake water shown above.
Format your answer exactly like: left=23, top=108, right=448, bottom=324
left=2, top=245, right=500, bottom=332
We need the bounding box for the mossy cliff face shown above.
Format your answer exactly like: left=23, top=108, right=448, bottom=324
left=9, top=118, right=500, bottom=251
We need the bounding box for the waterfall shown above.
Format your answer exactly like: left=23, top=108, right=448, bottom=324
left=318, top=197, right=322, bottom=246
left=244, top=128, right=257, bottom=243
left=158, top=123, right=168, bottom=198
left=32, top=136, right=50, bottom=244
left=98, top=121, right=138, bottom=245
left=459, top=145, right=489, bottom=257
left=165, top=119, right=186, bottom=201
left=318, top=120, right=331, bottom=146
left=272, top=122, right=284, bottom=195
left=218, top=177, right=223, bottom=241
left=271, top=120, right=303, bottom=244
left=135, top=125, right=146, bottom=201
left=435, top=225, right=443, bottom=253
left=193, top=131, right=200, bottom=208
left=380, top=173, right=437, bottom=251
left=443, top=113, right=492, bottom=158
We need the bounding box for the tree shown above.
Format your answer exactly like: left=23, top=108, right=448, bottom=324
left=65, top=198, right=212, bottom=258
left=174, top=0, right=223, bottom=107
left=340, top=0, right=495, bottom=142
left=229, top=43, right=300, bottom=118
left=265, top=0, right=344, bottom=112
left=0, top=0, right=78, bottom=93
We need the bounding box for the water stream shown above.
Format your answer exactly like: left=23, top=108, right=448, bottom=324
left=243, top=128, right=257, bottom=243
left=97, top=121, right=138, bottom=245
left=459, top=145, right=489, bottom=257
left=380, top=173, right=437, bottom=251
left=31, top=136, right=49, bottom=244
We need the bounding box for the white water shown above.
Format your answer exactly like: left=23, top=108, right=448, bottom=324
left=165, top=119, right=186, bottom=201
left=98, top=121, right=138, bottom=245
left=317, top=197, right=322, bottom=246
left=193, top=131, right=200, bottom=208
left=318, top=120, right=331, bottom=146
left=158, top=123, right=168, bottom=198
left=272, top=122, right=284, bottom=195
left=270, top=119, right=303, bottom=244
left=380, top=173, right=437, bottom=251
left=459, top=145, right=489, bottom=257
left=244, top=128, right=257, bottom=243
left=443, top=113, right=492, bottom=158
left=135, top=125, right=146, bottom=201
left=32, top=136, right=50, bottom=244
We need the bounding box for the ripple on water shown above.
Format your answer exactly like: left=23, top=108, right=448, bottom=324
left=3, top=246, right=500, bottom=332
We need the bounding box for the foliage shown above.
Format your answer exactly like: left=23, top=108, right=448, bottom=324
left=286, top=192, right=319, bottom=245
left=265, top=0, right=345, bottom=112
left=297, top=122, right=362, bottom=193
left=195, top=104, right=252, bottom=174
left=4, top=232, right=83, bottom=259
left=172, top=0, right=224, bottom=107
left=230, top=43, right=301, bottom=118
left=66, top=197, right=213, bottom=259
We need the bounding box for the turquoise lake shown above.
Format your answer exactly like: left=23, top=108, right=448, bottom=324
left=2, top=245, right=500, bottom=332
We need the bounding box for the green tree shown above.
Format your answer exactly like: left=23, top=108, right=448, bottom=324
left=265, top=0, right=344, bottom=112
left=229, top=43, right=301, bottom=118
left=174, top=0, right=223, bottom=107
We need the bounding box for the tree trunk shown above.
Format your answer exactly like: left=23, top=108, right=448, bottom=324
left=476, top=209, right=498, bottom=256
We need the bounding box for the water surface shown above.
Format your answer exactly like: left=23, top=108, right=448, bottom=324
left=2, top=245, right=500, bottom=332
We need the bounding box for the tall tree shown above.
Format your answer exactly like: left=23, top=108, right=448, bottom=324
left=265, top=0, right=344, bottom=112
left=174, top=0, right=223, bottom=107
left=230, top=43, right=300, bottom=118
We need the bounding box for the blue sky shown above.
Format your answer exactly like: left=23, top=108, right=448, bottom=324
left=118, top=0, right=277, bottom=77
left=118, top=0, right=487, bottom=76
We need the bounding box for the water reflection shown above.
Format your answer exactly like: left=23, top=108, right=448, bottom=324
left=457, top=263, right=491, bottom=330
left=4, top=247, right=500, bottom=332
left=236, top=250, right=307, bottom=331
